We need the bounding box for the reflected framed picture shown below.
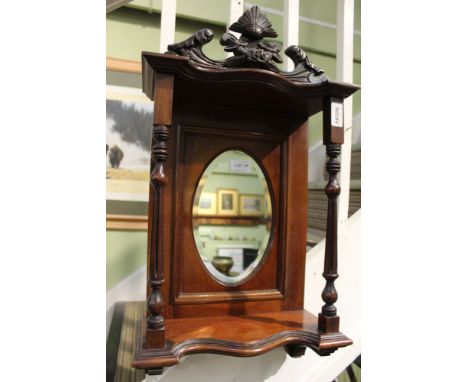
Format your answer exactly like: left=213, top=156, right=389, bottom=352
left=239, top=194, right=264, bottom=216
left=217, top=189, right=238, bottom=216
left=196, top=192, right=217, bottom=215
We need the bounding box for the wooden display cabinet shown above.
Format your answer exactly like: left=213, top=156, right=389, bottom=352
left=132, top=5, right=359, bottom=375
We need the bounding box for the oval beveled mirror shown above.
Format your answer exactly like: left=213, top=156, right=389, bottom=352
left=192, top=150, right=272, bottom=285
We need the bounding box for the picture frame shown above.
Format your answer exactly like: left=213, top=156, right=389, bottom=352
left=239, top=194, right=264, bottom=216
left=106, top=57, right=141, bottom=74
left=106, top=84, right=153, bottom=202
left=196, top=192, right=217, bottom=215
left=106, top=214, right=148, bottom=231
left=217, top=189, right=239, bottom=216
left=265, top=191, right=272, bottom=216
left=106, top=58, right=150, bottom=228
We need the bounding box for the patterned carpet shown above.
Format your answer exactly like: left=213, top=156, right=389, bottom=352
left=107, top=301, right=146, bottom=382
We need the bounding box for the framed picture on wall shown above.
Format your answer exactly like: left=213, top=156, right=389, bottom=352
left=106, top=84, right=153, bottom=202
left=196, top=192, right=217, bottom=215
left=106, top=59, right=152, bottom=230
left=239, top=194, right=264, bottom=216
left=217, top=189, right=239, bottom=216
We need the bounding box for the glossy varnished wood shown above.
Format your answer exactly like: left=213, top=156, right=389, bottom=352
left=173, top=124, right=284, bottom=306
left=133, top=309, right=352, bottom=370
left=135, top=9, right=360, bottom=369
left=142, top=52, right=359, bottom=116
left=146, top=73, right=174, bottom=348
left=319, top=144, right=342, bottom=333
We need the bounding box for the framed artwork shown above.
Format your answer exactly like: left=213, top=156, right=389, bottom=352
left=107, top=59, right=150, bottom=229
left=196, top=192, right=217, bottom=215
left=106, top=84, right=152, bottom=202
left=106, top=57, right=152, bottom=231
left=217, top=189, right=239, bottom=216
left=239, top=194, right=264, bottom=216
left=106, top=57, right=141, bottom=74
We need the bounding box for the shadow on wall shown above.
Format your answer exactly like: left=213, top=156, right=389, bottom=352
left=156, top=349, right=287, bottom=382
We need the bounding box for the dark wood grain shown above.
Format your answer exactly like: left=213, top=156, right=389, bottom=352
left=284, top=344, right=307, bottom=358
left=318, top=144, right=341, bottom=333
left=136, top=9, right=359, bottom=369
left=146, top=74, right=174, bottom=348
left=173, top=126, right=282, bottom=299
left=142, top=52, right=359, bottom=116
left=154, top=74, right=174, bottom=126
left=166, top=6, right=327, bottom=84
left=283, top=122, right=308, bottom=310
left=133, top=309, right=352, bottom=370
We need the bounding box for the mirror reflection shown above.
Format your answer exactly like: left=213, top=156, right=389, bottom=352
left=192, top=150, right=272, bottom=284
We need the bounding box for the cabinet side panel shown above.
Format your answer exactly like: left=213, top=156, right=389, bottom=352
left=283, top=122, right=308, bottom=310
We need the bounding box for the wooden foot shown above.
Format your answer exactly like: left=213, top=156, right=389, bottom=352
left=147, top=367, right=164, bottom=375
left=284, top=344, right=307, bottom=358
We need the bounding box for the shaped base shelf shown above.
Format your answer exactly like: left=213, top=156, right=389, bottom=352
left=133, top=309, right=352, bottom=372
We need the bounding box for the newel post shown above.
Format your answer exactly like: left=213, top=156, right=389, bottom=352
left=318, top=97, right=344, bottom=333
left=146, top=73, right=174, bottom=348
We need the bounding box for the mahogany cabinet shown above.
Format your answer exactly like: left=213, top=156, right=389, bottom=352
left=132, top=5, right=359, bottom=375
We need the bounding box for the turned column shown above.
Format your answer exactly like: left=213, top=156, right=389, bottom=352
left=319, top=97, right=344, bottom=334
left=146, top=73, right=174, bottom=348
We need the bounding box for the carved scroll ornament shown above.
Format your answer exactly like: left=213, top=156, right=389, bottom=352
left=167, top=5, right=328, bottom=85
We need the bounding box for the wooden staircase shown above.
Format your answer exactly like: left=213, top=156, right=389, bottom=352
left=307, top=146, right=361, bottom=246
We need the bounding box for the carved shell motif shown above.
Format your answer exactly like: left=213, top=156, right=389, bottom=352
left=167, top=5, right=328, bottom=85
left=229, top=5, right=278, bottom=39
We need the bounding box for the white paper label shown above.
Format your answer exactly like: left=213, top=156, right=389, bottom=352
left=230, top=159, right=251, bottom=173
left=331, top=102, right=343, bottom=128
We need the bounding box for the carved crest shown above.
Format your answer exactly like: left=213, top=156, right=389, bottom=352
left=167, top=5, right=328, bottom=85
left=229, top=5, right=277, bottom=38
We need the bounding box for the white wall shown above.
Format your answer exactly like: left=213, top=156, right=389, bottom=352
left=144, top=210, right=361, bottom=382
left=106, top=265, right=146, bottom=336
left=308, top=142, right=327, bottom=185
left=308, top=113, right=360, bottom=185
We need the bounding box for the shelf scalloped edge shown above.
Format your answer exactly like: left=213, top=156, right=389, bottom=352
left=133, top=309, right=352, bottom=371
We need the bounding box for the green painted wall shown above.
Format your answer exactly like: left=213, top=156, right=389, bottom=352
left=107, top=7, right=227, bottom=61
left=201, top=151, right=266, bottom=194
left=107, top=3, right=360, bottom=148
left=107, top=1, right=361, bottom=289
left=304, top=50, right=361, bottom=146
left=107, top=200, right=148, bottom=215
left=106, top=230, right=147, bottom=290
